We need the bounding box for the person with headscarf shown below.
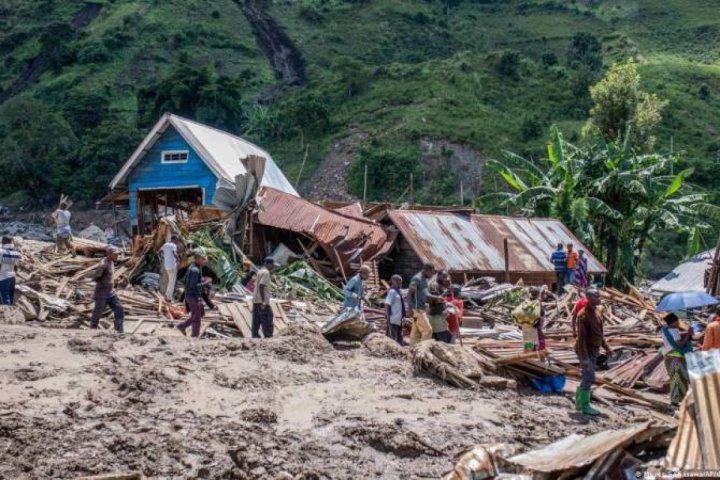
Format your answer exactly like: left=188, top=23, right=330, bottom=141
left=661, top=313, right=693, bottom=405
left=575, top=249, right=589, bottom=288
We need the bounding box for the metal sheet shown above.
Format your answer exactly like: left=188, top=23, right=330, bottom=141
left=256, top=187, right=391, bottom=270
left=388, top=210, right=606, bottom=274
left=508, top=424, right=652, bottom=473
left=651, top=249, right=713, bottom=294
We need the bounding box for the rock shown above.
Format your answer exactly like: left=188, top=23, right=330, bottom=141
left=250, top=466, right=267, bottom=477
left=77, top=224, right=107, bottom=243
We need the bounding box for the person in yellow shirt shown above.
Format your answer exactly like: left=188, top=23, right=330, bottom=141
left=565, top=243, right=579, bottom=286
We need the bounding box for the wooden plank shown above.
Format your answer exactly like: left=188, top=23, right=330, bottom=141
left=219, top=303, right=252, bottom=338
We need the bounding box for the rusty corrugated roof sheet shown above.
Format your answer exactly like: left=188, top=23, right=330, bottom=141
left=255, top=187, right=392, bottom=271
left=388, top=210, right=606, bottom=274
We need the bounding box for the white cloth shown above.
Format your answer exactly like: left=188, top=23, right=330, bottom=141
left=160, top=242, right=178, bottom=270
left=0, top=247, right=21, bottom=281
left=661, top=327, right=682, bottom=355
left=252, top=268, right=271, bottom=304
left=164, top=267, right=177, bottom=300
left=53, top=209, right=71, bottom=235
left=384, top=289, right=404, bottom=326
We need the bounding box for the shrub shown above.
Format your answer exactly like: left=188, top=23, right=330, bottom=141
left=496, top=51, right=521, bottom=80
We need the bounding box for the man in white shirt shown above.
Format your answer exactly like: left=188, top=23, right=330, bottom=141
left=51, top=202, right=75, bottom=256
left=384, top=274, right=406, bottom=345
left=252, top=257, right=277, bottom=338
left=158, top=235, right=179, bottom=301
left=0, top=237, right=22, bottom=305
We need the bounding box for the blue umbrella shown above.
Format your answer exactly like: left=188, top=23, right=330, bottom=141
left=656, top=290, right=719, bottom=312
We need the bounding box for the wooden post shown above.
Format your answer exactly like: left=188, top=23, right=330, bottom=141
left=295, top=144, right=309, bottom=188
left=504, top=238, right=510, bottom=283
left=410, top=173, right=414, bottom=205
left=363, top=162, right=368, bottom=208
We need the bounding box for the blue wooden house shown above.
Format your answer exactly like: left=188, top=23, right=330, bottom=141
left=109, top=113, right=297, bottom=234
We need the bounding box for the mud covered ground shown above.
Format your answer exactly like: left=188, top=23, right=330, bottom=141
left=0, top=324, right=652, bottom=479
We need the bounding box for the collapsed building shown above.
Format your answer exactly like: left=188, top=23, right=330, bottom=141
left=102, top=113, right=604, bottom=287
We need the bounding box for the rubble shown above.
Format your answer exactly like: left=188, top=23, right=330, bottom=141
left=0, top=197, right=701, bottom=478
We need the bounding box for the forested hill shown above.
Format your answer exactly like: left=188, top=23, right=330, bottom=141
left=1, top=0, right=719, bottom=208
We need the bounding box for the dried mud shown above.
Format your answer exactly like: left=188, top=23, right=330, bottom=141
left=0, top=324, right=651, bottom=479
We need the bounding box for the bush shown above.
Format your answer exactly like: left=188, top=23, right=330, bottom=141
left=77, top=42, right=110, bottom=64
left=348, top=142, right=421, bottom=201
left=698, top=83, right=711, bottom=101
left=541, top=52, right=558, bottom=67
left=520, top=114, right=543, bottom=140
left=567, top=32, right=603, bottom=70
left=496, top=51, right=521, bottom=79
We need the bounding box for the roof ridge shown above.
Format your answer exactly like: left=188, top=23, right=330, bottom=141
left=167, top=113, right=271, bottom=157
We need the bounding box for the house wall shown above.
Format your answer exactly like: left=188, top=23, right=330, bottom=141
left=127, top=127, right=217, bottom=226
left=384, top=233, right=566, bottom=289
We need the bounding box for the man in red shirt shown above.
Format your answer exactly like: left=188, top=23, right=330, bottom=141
left=571, top=292, right=590, bottom=338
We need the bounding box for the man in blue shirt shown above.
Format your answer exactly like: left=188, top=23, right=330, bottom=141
left=550, top=243, right=567, bottom=295
left=343, top=265, right=371, bottom=311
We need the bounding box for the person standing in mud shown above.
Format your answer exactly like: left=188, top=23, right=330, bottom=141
left=407, top=263, right=443, bottom=347
left=251, top=257, right=277, bottom=338
left=428, top=270, right=452, bottom=343
left=52, top=201, right=75, bottom=257
left=0, top=237, right=22, bottom=305
left=384, top=274, right=406, bottom=345
left=89, top=246, right=124, bottom=333
left=177, top=250, right=210, bottom=338
left=574, top=289, right=611, bottom=415
left=343, top=264, right=370, bottom=313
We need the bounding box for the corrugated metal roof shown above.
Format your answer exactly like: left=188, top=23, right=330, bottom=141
left=110, top=113, right=297, bottom=196
left=388, top=210, right=606, bottom=274
left=256, top=187, right=391, bottom=271
left=508, top=424, right=662, bottom=473
left=650, top=249, right=713, bottom=294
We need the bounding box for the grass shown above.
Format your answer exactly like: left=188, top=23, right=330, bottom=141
left=2, top=0, right=720, bottom=197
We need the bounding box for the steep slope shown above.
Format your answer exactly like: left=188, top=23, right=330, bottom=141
left=0, top=0, right=719, bottom=204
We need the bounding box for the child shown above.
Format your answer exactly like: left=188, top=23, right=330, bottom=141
left=384, top=275, right=406, bottom=345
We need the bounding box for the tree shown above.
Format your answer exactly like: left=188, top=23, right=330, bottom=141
left=137, top=62, right=245, bottom=132
left=0, top=97, right=78, bottom=203
left=567, top=32, right=603, bottom=70
left=348, top=142, right=421, bottom=201
left=62, top=90, right=111, bottom=136
left=482, top=127, right=719, bottom=285
left=74, top=117, right=141, bottom=201
left=496, top=51, right=521, bottom=80
left=587, top=58, right=666, bottom=152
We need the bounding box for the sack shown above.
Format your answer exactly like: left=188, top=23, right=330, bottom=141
left=512, top=300, right=541, bottom=327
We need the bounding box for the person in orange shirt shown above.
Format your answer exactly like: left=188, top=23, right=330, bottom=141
left=565, top=243, right=579, bottom=285
left=703, top=305, right=720, bottom=351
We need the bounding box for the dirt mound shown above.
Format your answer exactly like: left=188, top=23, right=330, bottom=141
left=343, top=420, right=443, bottom=458
left=268, top=321, right=334, bottom=363
left=67, top=336, right=116, bottom=354
left=0, top=306, right=26, bottom=324
left=240, top=407, right=278, bottom=424
left=362, top=333, right=408, bottom=360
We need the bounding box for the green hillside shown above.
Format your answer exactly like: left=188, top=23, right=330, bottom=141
left=1, top=1, right=719, bottom=242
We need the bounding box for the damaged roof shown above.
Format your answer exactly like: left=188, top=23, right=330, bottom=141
left=388, top=210, right=606, bottom=274
left=110, top=113, right=298, bottom=196
left=255, top=187, right=392, bottom=271
left=650, top=249, right=713, bottom=294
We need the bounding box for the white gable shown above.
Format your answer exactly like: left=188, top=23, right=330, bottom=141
left=110, top=113, right=298, bottom=196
